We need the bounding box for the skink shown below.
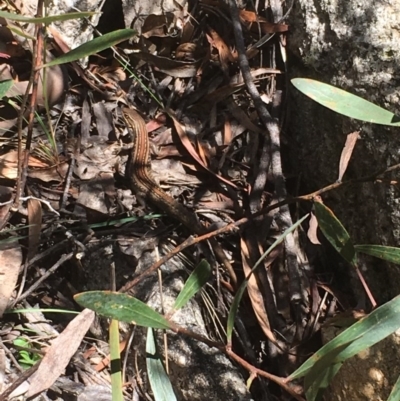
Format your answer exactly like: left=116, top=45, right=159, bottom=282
left=122, top=107, right=236, bottom=284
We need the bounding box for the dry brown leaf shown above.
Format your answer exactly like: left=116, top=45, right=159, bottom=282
left=0, top=243, right=22, bottom=317
left=26, top=309, right=95, bottom=398
left=239, top=10, right=289, bottom=34
left=168, top=109, right=238, bottom=189
left=0, top=186, right=12, bottom=228
left=94, top=335, right=128, bottom=372
left=0, top=347, right=5, bottom=393
left=0, top=150, right=48, bottom=180
left=196, top=137, right=209, bottom=166
left=131, top=51, right=201, bottom=78
left=27, top=198, right=42, bottom=261
left=223, top=115, right=232, bottom=146
left=338, top=131, right=360, bottom=182
left=307, top=211, right=321, bottom=245
left=28, top=161, right=69, bottom=183
left=198, top=67, right=281, bottom=107
left=176, top=43, right=201, bottom=61
left=142, top=13, right=176, bottom=38
left=240, top=237, right=277, bottom=343
left=206, top=27, right=234, bottom=73
left=226, top=99, right=264, bottom=134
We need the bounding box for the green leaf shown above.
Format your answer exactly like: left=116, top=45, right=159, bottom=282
left=42, top=29, right=136, bottom=67
left=355, top=244, right=400, bottom=265
left=387, top=374, right=400, bottom=401
left=303, top=340, right=355, bottom=401
left=74, top=291, right=171, bottom=329
left=146, top=328, right=177, bottom=401
left=173, top=259, right=211, bottom=311
left=0, top=80, right=13, bottom=99
left=290, top=294, right=400, bottom=380
left=0, top=10, right=96, bottom=24
left=226, top=214, right=309, bottom=343
left=314, top=201, right=356, bottom=265
left=305, top=362, right=342, bottom=401
left=291, top=78, right=400, bottom=126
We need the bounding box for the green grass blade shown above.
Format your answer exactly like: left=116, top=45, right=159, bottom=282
left=42, top=29, right=136, bottom=67
left=0, top=10, right=96, bottom=24
left=305, top=362, right=342, bottom=401
left=0, top=80, right=13, bottom=99
left=292, top=78, right=400, bottom=126
left=355, top=244, right=400, bottom=265
left=74, top=291, right=171, bottom=329
left=290, top=294, right=400, bottom=380
left=146, top=328, right=177, bottom=401
left=314, top=201, right=356, bottom=265
left=387, top=374, right=400, bottom=401
left=173, top=259, right=211, bottom=311
left=5, top=308, right=79, bottom=314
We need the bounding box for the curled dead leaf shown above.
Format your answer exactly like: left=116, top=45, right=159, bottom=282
left=337, top=131, right=360, bottom=182
left=307, top=211, right=321, bottom=245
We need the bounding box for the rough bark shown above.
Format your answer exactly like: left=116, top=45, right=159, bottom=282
left=287, top=1, right=400, bottom=398
left=287, top=0, right=400, bottom=304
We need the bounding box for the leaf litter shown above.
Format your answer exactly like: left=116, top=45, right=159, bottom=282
left=0, top=1, right=349, bottom=400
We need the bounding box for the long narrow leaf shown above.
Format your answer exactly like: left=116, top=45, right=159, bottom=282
left=146, top=328, right=177, bottom=401
left=387, top=375, right=400, bottom=401
left=314, top=201, right=356, bottom=265
left=292, top=78, right=400, bottom=126
left=173, top=259, right=211, bottom=311
left=303, top=339, right=356, bottom=401
left=305, top=362, right=342, bottom=401
left=74, top=291, right=171, bottom=329
left=0, top=10, right=96, bottom=24
left=290, top=294, right=400, bottom=380
left=355, top=244, right=400, bottom=265
left=226, top=214, right=309, bottom=343
left=42, top=29, right=136, bottom=67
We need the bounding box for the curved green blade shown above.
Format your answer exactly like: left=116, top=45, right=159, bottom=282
left=292, top=78, right=400, bottom=126
left=0, top=10, right=96, bottom=23
left=173, top=259, right=211, bottom=311
left=355, top=244, right=400, bottom=265
left=146, top=328, right=177, bottom=401
left=74, top=291, right=171, bottom=329
left=387, top=374, right=400, bottom=401
left=290, top=294, right=400, bottom=381
left=314, top=201, right=356, bottom=266
left=42, top=29, right=136, bottom=67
